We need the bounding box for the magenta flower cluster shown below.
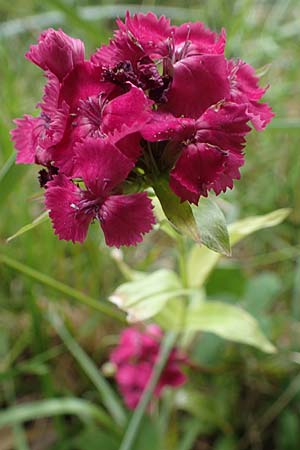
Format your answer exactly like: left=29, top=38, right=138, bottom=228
left=110, top=325, right=187, bottom=409
left=11, top=13, right=273, bottom=247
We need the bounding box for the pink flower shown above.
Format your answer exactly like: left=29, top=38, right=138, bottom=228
left=110, top=325, right=187, bottom=410
left=45, top=140, right=155, bottom=246
left=171, top=21, right=226, bottom=57
left=91, top=12, right=172, bottom=67
left=92, top=12, right=228, bottom=114
left=143, top=102, right=251, bottom=203
left=11, top=72, right=69, bottom=166
left=11, top=14, right=274, bottom=248
left=26, top=28, right=85, bottom=81
left=52, top=72, right=152, bottom=176
left=162, top=54, right=230, bottom=118
left=228, top=59, right=274, bottom=130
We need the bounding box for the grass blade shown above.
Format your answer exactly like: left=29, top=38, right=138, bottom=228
left=6, top=211, right=49, bottom=243
left=0, top=398, right=114, bottom=432
left=48, top=311, right=126, bottom=427
left=0, top=254, right=124, bottom=322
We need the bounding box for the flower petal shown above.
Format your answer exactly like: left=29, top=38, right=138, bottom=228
left=74, top=138, right=134, bottom=195
left=38, top=71, right=61, bottom=116
left=11, top=115, right=43, bottom=164
left=91, top=12, right=171, bottom=66
left=163, top=54, right=230, bottom=119
left=116, top=363, right=152, bottom=409
left=100, top=192, right=155, bottom=247
left=118, top=12, right=171, bottom=57
left=174, top=22, right=226, bottom=56
left=210, top=150, right=244, bottom=195
left=102, top=85, right=153, bottom=133
left=169, top=176, right=200, bottom=204
left=141, top=112, right=195, bottom=142
left=112, top=125, right=143, bottom=161
left=26, top=28, right=85, bottom=81
left=59, top=61, right=113, bottom=112
left=45, top=174, right=92, bottom=243
left=170, top=143, right=227, bottom=203
left=196, top=102, right=251, bottom=151
left=229, top=60, right=274, bottom=130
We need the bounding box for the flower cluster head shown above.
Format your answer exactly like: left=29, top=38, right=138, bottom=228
left=11, top=13, right=273, bottom=247
left=110, top=325, right=187, bottom=409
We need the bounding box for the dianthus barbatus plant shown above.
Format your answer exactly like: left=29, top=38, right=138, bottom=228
left=11, top=12, right=273, bottom=248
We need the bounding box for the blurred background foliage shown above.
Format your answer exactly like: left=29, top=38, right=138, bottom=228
left=0, top=0, right=300, bottom=449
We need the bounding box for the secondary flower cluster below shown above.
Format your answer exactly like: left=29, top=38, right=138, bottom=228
left=11, top=12, right=273, bottom=247
left=110, top=325, right=187, bottom=409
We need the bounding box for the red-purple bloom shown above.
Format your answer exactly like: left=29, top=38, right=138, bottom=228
left=11, top=72, right=69, bottom=166
left=26, top=28, right=85, bottom=81
left=110, top=325, right=187, bottom=409
left=228, top=59, right=274, bottom=130
left=11, top=12, right=273, bottom=247
left=45, top=141, right=155, bottom=247
left=143, top=102, right=251, bottom=203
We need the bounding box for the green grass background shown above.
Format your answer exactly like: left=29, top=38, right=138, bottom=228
left=0, top=0, right=300, bottom=449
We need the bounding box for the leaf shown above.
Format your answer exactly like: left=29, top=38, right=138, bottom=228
left=187, top=208, right=290, bottom=288
left=187, top=247, right=220, bottom=289
left=155, top=297, right=185, bottom=331
left=191, top=197, right=231, bottom=255
left=6, top=211, right=49, bottom=243
left=153, top=178, right=200, bottom=242
left=229, top=208, right=291, bottom=245
left=157, top=290, right=206, bottom=347
left=109, top=269, right=186, bottom=322
left=0, top=398, right=114, bottom=432
left=182, top=300, right=276, bottom=353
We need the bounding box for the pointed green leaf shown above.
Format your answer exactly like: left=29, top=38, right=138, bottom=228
left=187, top=208, right=290, bottom=288
left=155, top=296, right=186, bottom=331
left=191, top=197, right=231, bottom=255
left=6, top=211, right=49, bottom=243
left=229, top=208, right=291, bottom=245
left=109, top=269, right=186, bottom=322
left=182, top=301, right=276, bottom=353
left=153, top=178, right=200, bottom=242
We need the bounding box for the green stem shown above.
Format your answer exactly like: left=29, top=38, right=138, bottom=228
left=0, top=254, right=125, bottom=322
left=119, top=332, right=177, bottom=450
left=177, top=236, right=188, bottom=288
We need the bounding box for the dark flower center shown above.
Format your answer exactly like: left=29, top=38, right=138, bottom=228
left=103, top=57, right=172, bottom=104
left=39, top=165, right=59, bottom=188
